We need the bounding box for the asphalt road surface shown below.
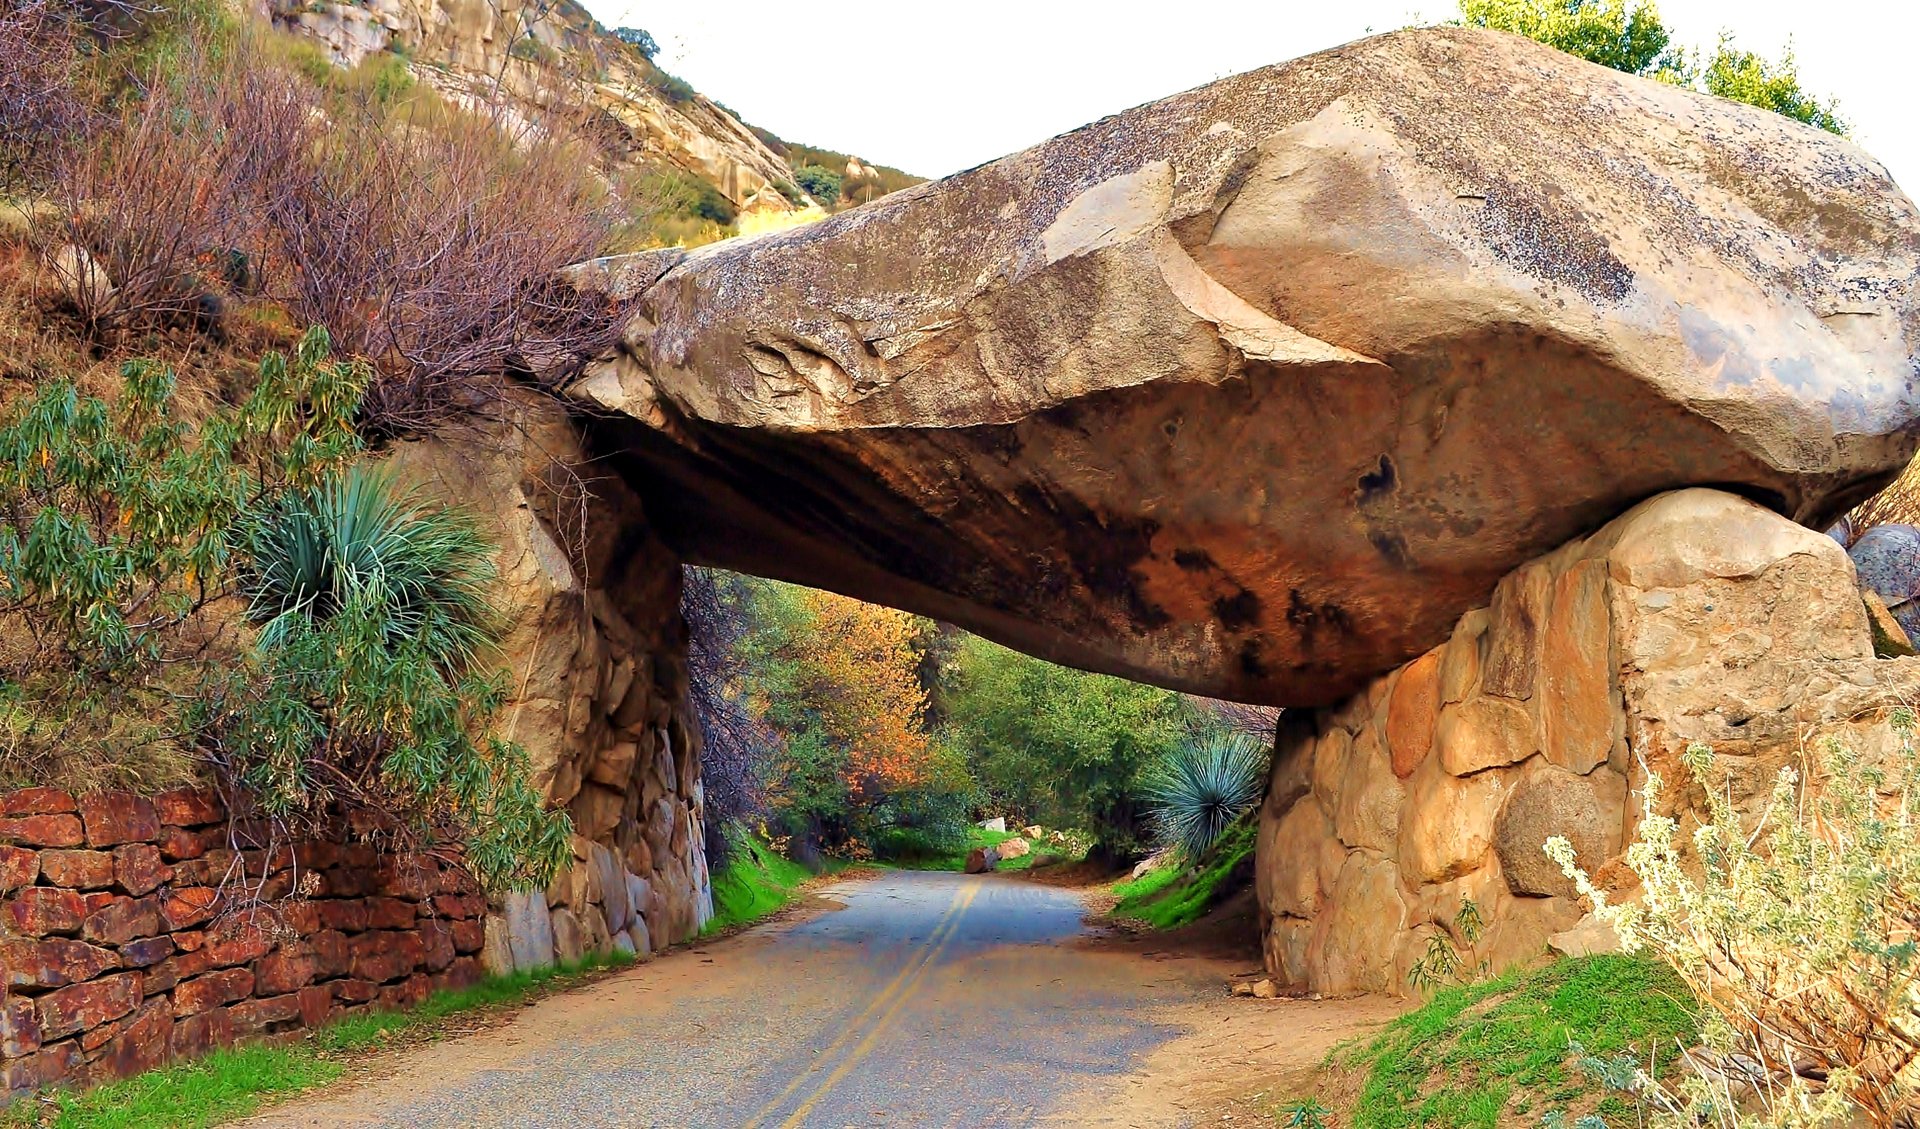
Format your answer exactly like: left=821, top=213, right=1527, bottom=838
left=240, top=869, right=1238, bottom=1128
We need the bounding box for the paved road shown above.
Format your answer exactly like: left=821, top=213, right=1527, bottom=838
left=242, top=870, right=1233, bottom=1128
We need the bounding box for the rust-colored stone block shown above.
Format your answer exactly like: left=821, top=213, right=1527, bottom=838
left=81, top=895, right=158, bottom=945
left=95, top=998, right=170, bottom=1080
left=430, top=955, right=482, bottom=995
left=0, top=790, right=76, bottom=818
left=229, top=992, right=301, bottom=1036
left=253, top=949, right=317, bottom=995
left=375, top=973, right=430, bottom=1012
left=157, top=887, right=220, bottom=932
left=374, top=861, right=432, bottom=901
left=112, top=844, right=170, bottom=897
left=348, top=930, right=424, bottom=984
left=38, top=972, right=139, bottom=1041
left=309, top=930, right=351, bottom=979
left=331, top=978, right=377, bottom=1004
left=418, top=920, right=455, bottom=973
left=0, top=937, right=121, bottom=989
left=168, top=1006, right=233, bottom=1060
left=1386, top=650, right=1442, bottom=779
left=296, top=984, right=332, bottom=1029
left=155, top=825, right=212, bottom=862
left=78, top=793, right=160, bottom=848
left=315, top=899, right=369, bottom=932
left=151, top=788, right=223, bottom=828
left=0, top=846, right=38, bottom=892
left=0, top=814, right=85, bottom=849
left=38, top=849, right=114, bottom=890
left=364, top=897, right=415, bottom=930
left=118, top=935, right=174, bottom=969
left=172, top=968, right=253, bottom=1017
left=6, top=887, right=87, bottom=936
left=2, top=1039, right=78, bottom=1092
left=202, top=921, right=273, bottom=969
left=449, top=918, right=485, bottom=955
left=0, top=995, right=41, bottom=1057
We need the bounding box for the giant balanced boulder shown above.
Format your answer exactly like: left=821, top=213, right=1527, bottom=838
left=567, top=26, right=1920, bottom=708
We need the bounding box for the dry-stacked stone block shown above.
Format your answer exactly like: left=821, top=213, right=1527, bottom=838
left=1256, top=489, right=1920, bottom=995
left=0, top=788, right=489, bottom=1095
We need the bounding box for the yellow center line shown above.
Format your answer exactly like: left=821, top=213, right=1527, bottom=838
left=775, top=881, right=982, bottom=1128
left=739, top=882, right=973, bottom=1129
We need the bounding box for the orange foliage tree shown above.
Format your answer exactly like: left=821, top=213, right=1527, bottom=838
left=735, top=581, right=969, bottom=853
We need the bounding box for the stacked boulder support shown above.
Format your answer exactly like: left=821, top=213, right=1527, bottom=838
left=1256, top=489, right=1920, bottom=995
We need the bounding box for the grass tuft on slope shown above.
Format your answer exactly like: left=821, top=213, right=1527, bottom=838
left=705, top=833, right=818, bottom=933
left=1329, top=953, right=1697, bottom=1129
left=1109, top=813, right=1257, bottom=929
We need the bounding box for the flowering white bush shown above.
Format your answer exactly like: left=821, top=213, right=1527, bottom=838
left=1547, top=709, right=1920, bottom=1129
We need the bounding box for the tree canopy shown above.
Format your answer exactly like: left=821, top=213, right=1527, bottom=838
left=1459, top=0, right=1845, bottom=133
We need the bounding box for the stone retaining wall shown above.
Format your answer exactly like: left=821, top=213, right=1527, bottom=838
left=1256, top=489, right=1920, bottom=995
left=0, top=787, right=488, bottom=1094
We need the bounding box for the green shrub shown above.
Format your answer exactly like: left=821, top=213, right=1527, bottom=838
left=203, top=467, right=569, bottom=893
left=242, top=466, right=496, bottom=673
left=1548, top=718, right=1920, bottom=1127
left=1142, top=729, right=1267, bottom=859
left=792, top=163, right=842, bottom=204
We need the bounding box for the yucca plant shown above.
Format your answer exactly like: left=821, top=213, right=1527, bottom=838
left=1143, top=730, right=1268, bottom=859
left=241, top=465, right=497, bottom=674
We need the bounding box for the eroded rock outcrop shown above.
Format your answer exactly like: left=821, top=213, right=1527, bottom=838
left=1256, top=488, right=1920, bottom=994
left=570, top=26, right=1920, bottom=707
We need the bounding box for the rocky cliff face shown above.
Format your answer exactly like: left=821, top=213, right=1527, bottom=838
left=565, top=26, right=1920, bottom=709
left=270, top=0, right=803, bottom=212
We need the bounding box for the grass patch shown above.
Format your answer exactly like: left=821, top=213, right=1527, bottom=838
left=1329, top=954, right=1697, bottom=1129
left=1110, top=813, right=1256, bottom=929
left=3, top=951, right=635, bottom=1129
left=877, top=826, right=1055, bottom=872
left=704, top=833, right=817, bottom=934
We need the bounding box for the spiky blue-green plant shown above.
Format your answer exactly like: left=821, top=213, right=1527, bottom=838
left=241, top=465, right=497, bottom=673
left=1143, top=730, right=1268, bottom=860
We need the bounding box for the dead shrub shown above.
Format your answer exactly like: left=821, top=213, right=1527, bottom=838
left=259, top=92, right=621, bottom=434
left=0, top=1, right=84, bottom=189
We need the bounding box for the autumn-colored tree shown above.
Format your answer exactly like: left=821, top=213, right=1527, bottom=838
left=734, top=581, right=967, bottom=853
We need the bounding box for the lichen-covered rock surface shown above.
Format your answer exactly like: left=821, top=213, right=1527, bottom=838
left=571, top=26, right=1920, bottom=707
left=1255, top=488, right=1920, bottom=995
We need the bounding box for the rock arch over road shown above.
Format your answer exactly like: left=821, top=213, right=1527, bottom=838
left=560, top=25, right=1920, bottom=710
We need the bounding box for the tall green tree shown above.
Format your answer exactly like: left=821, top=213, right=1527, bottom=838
left=1459, top=0, right=1845, bottom=134
left=942, top=635, right=1197, bottom=864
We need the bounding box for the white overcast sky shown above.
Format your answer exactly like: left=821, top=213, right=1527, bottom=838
left=582, top=0, right=1917, bottom=194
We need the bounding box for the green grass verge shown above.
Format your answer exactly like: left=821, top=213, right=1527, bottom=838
left=704, top=833, right=818, bottom=934
left=1331, top=954, right=1698, bottom=1129
left=1109, top=814, right=1256, bottom=929
left=3, top=951, right=635, bottom=1129
left=875, top=826, right=1053, bottom=872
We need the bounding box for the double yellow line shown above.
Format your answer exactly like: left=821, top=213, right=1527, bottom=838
left=742, top=880, right=981, bottom=1129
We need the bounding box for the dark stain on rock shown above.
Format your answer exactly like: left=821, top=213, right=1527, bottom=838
left=1239, top=639, right=1269, bottom=679
left=1368, top=528, right=1417, bottom=570
left=1173, top=548, right=1217, bottom=571
left=1213, top=588, right=1262, bottom=630
left=1355, top=453, right=1398, bottom=505
left=1011, top=483, right=1172, bottom=631
left=1285, top=590, right=1352, bottom=643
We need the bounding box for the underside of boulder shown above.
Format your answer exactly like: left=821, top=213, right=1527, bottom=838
left=568, top=25, right=1920, bottom=707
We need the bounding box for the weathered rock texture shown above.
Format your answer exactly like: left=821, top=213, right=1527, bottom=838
left=389, top=398, right=712, bottom=964
left=270, top=0, right=805, bottom=213
left=569, top=26, right=1920, bottom=707
left=1255, top=488, right=1920, bottom=994
left=0, top=787, right=487, bottom=1093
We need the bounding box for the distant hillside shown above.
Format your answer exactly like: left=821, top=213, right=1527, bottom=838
left=270, top=0, right=920, bottom=245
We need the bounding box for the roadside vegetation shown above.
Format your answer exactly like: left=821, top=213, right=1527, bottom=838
left=0, top=952, right=636, bottom=1129
left=1110, top=814, right=1258, bottom=930
left=704, top=831, right=822, bottom=933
